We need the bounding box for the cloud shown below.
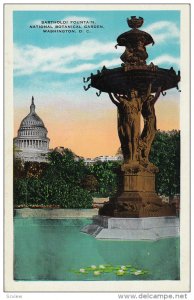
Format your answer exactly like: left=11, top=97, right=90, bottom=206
left=61, top=16, right=95, bottom=23
left=30, top=20, right=44, bottom=26
left=49, top=58, right=120, bottom=74
left=144, top=21, right=179, bottom=44
left=149, top=54, right=179, bottom=67
left=14, top=40, right=119, bottom=76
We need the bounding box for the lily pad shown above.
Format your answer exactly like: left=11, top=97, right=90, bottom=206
left=70, top=263, right=149, bottom=278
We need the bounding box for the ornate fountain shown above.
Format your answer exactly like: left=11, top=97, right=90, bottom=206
left=83, top=16, right=180, bottom=218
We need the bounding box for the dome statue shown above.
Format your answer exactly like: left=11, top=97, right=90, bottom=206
left=14, top=97, right=50, bottom=162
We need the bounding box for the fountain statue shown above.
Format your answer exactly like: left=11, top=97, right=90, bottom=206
left=83, top=16, right=180, bottom=218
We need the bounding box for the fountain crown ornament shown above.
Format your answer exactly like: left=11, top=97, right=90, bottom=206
left=127, top=16, right=144, bottom=29
left=117, top=16, right=154, bottom=47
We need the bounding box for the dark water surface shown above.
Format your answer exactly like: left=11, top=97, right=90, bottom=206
left=14, top=217, right=180, bottom=281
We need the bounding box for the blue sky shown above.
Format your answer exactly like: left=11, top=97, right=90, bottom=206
left=13, top=10, right=180, bottom=99
left=13, top=9, right=180, bottom=156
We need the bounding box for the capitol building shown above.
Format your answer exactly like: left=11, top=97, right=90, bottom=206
left=14, top=97, right=50, bottom=162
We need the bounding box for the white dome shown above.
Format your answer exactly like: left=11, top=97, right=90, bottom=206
left=18, top=97, right=48, bottom=138
left=14, top=97, right=50, bottom=162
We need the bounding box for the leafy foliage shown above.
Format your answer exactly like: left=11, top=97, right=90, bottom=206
left=14, top=148, right=92, bottom=208
left=149, top=130, right=180, bottom=196
left=24, top=162, right=48, bottom=179
left=81, top=174, right=99, bottom=192
left=88, top=161, right=121, bottom=197
left=43, top=149, right=87, bottom=185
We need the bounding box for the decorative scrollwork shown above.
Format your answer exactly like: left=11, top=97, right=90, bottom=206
left=96, top=90, right=102, bottom=97
left=161, top=91, right=166, bottom=96
left=83, top=77, right=91, bottom=83
left=83, top=84, right=91, bottom=91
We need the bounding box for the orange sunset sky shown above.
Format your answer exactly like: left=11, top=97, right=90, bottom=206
left=14, top=92, right=179, bottom=158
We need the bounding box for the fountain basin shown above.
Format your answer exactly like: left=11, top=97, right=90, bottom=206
left=90, top=66, right=180, bottom=95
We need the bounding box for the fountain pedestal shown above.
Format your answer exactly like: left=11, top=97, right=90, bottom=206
left=99, top=163, right=176, bottom=217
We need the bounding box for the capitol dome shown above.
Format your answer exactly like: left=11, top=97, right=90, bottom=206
left=14, top=97, right=50, bottom=162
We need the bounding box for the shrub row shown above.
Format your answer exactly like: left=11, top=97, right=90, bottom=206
left=14, top=178, right=93, bottom=208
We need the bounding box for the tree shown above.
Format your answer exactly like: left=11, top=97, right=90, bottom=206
left=81, top=174, right=99, bottom=193
left=88, top=161, right=121, bottom=197
left=24, top=161, right=48, bottom=178
left=42, top=148, right=88, bottom=185
left=149, top=130, right=180, bottom=197
left=13, top=148, right=93, bottom=208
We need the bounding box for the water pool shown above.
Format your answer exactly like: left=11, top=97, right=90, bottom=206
left=14, top=217, right=180, bottom=281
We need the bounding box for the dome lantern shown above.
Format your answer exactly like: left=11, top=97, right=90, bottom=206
left=30, top=96, right=35, bottom=114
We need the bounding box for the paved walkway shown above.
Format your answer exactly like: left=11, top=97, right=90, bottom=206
left=14, top=208, right=99, bottom=218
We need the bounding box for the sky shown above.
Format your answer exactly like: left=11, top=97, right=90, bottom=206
left=13, top=9, right=180, bottom=158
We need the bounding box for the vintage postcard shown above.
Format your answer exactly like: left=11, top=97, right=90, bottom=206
left=4, top=3, right=190, bottom=293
